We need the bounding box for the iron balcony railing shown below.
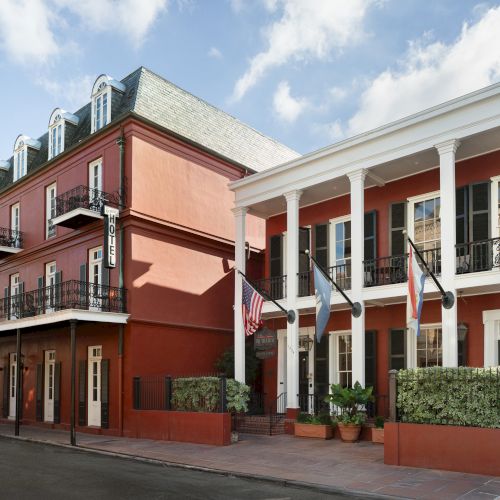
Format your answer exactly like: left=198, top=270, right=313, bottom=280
left=254, top=275, right=287, bottom=301
left=456, top=237, right=500, bottom=274
left=364, top=247, right=441, bottom=287
left=0, top=227, right=23, bottom=249
left=54, top=185, right=119, bottom=218
left=298, top=263, right=351, bottom=297
left=1, top=280, right=127, bottom=321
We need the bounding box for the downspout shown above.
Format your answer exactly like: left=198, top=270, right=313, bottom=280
left=116, top=130, right=126, bottom=436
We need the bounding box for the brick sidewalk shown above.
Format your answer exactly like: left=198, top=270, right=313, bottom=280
left=0, top=423, right=498, bottom=499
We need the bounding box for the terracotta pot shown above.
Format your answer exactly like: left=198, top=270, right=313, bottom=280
left=338, top=423, right=362, bottom=442
left=371, top=427, right=384, bottom=444
left=294, top=423, right=333, bottom=440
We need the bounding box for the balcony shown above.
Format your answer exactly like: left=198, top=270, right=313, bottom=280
left=456, top=237, right=500, bottom=274
left=255, top=276, right=287, bottom=301
left=364, top=248, right=441, bottom=287
left=1, top=280, right=127, bottom=323
left=51, top=185, right=116, bottom=229
left=0, top=227, right=23, bottom=258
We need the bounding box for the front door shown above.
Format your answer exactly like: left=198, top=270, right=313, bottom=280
left=8, top=353, right=16, bottom=419
left=299, top=351, right=309, bottom=411
left=44, top=350, right=55, bottom=422
left=89, top=247, right=103, bottom=310
left=87, top=346, right=102, bottom=427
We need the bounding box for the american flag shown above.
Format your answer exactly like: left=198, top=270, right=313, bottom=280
left=242, top=278, right=264, bottom=336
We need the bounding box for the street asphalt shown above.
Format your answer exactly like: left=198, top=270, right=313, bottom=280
left=0, top=438, right=367, bottom=500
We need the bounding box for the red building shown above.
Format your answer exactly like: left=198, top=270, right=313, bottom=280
left=230, top=83, right=500, bottom=422
left=0, top=68, right=297, bottom=440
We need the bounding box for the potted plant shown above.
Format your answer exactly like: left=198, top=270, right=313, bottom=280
left=226, top=379, right=250, bottom=443
left=325, top=382, right=374, bottom=442
left=294, top=412, right=334, bottom=439
left=372, top=416, right=384, bottom=444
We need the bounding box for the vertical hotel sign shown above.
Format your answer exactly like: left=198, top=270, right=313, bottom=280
left=103, top=206, right=119, bottom=268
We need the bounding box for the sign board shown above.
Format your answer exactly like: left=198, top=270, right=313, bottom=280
left=256, top=349, right=276, bottom=360
left=254, top=327, right=277, bottom=351
left=103, top=206, right=119, bottom=269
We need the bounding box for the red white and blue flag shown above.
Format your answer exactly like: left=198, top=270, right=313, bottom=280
left=406, top=245, right=425, bottom=336
left=242, top=278, right=264, bottom=336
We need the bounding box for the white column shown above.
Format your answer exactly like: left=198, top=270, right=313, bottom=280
left=284, top=190, right=302, bottom=409
left=233, top=206, right=247, bottom=383
left=348, top=169, right=366, bottom=387
left=436, top=139, right=460, bottom=367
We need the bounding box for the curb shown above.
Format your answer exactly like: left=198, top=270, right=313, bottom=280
left=0, top=433, right=403, bottom=500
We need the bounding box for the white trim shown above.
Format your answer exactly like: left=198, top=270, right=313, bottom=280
left=51, top=208, right=103, bottom=227
left=407, top=190, right=441, bottom=244
left=329, top=330, right=352, bottom=386
left=0, top=309, right=129, bottom=332
left=482, top=309, right=500, bottom=367
left=328, top=215, right=351, bottom=273
left=0, top=247, right=22, bottom=256
left=46, top=183, right=57, bottom=239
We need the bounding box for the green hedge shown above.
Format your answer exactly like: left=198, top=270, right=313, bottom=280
left=397, top=367, right=500, bottom=428
left=171, top=377, right=250, bottom=413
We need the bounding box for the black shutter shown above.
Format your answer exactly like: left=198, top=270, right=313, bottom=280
left=298, top=227, right=311, bottom=296
left=4, top=287, right=9, bottom=320
left=390, top=202, right=407, bottom=256
left=314, top=223, right=329, bottom=269
left=2, top=363, right=9, bottom=418
left=469, top=182, right=490, bottom=272
left=19, top=363, right=23, bottom=419
left=79, top=264, right=87, bottom=309
left=54, top=271, right=62, bottom=309
left=37, top=276, right=44, bottom=314
left=78, top=360, right=86, bottom=426
left=389, top=329, right=406, bottom=370
left=101, top=359, right=109, bottom=429
left=269, top=235, right=283, bottom=277
left=54, top=362, right=61, bottom=424
left=36, top=363, right=43, bottom=422
left=364, top=211, right=377, bottom=261
left=365, top=330, right=377, bottom=389
left=18, top=282, right=24, bottom=318
left=456, top=186, right=468, bottom=245
left=101, top=268, right=110, bottom=311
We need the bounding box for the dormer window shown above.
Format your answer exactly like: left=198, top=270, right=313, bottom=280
left=13, top=135, right=41, bottom=182
left=48, top=109, right=79, bottom=160
left=91, top=75, right=126, bottom=133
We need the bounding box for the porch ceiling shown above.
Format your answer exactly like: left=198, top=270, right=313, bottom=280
left=248, top=125, right=500, bottom=219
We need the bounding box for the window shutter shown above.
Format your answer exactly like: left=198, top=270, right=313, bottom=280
left=18, top=282, right=24, bottom=318
left=54, top=362, right=61, bottom=424
left=364, top=211, right=377, bottom=261
left=456, top=186, right=468, bottom=245
left=298, top=227, right=311, bottom=296
left=101, top=359, right=110, bottom=429
left=469, top=182, right=490, bottom=242
left=19, top=365, right=24, bottom=419
left=101, top=268, right=110, bottom=311
left=37, top=277, right=44, bottom=314
left=36, top=363, right=43, bottom=422
left=390, top=203, right=407, bottom=256
left=269, top=235, right=283, bottom=278
left=365, top=330, right=377, bottom=389
left=389, top=329, right=406, bottom=370
left=4, top=287, right=9, bottom=320
left=55, top=271, right=62, bottom=309
left=2, top=363, right=9, bottom=418
left=78, top=360, right=86, bottom=426
left=79, top=264, right=87, bottom=309
left=314, top=223, right=329, bottom=269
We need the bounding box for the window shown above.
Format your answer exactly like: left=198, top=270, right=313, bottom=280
left=89, top=158, right=103, bottom=193
left=11, top=203, right=20, bottom=233
left=416, top=326, right=442, bottom=367
left=10, top=273, right=20, bottom=319
left=91, top=75, right=125, bottom=134
left=329, top=216, right=351, bottom=289
left=390, top=202, right=407, bottom=256
left=48, top=109, right=79, bottom=160
left=46, top=183, right=57, bottom=239
left=334, top=332, right=352, bottom=388
left=14, top=146, right=26, bottom=182
left=389, top=329, right=406, bottom=370
left=45, top=262, right=57, bottom=311
left=49, top=122, right=63, bottom=159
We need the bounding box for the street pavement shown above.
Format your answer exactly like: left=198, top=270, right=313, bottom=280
left=0, top=438, right=363, bottom=500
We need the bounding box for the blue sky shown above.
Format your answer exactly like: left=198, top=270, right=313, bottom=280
left=1, top=0, right=500, bottom=160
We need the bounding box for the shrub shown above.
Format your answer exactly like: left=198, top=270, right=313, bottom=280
left=215, top=345, right=260, bottom=385
left=325, top=382, right=374, bottom=425
left=226, top=379, right=250, bottom=413
left=375, top=416, right=384, bottom=429
left=296, top=412, right=334, bottom=425
left=397, top=367, right=500, bottom=428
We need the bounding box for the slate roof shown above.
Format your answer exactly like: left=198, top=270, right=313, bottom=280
left=0, top=67, right=299, bottom=191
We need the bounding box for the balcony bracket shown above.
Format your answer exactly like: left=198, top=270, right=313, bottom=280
left=442, top=291, right=455, bottom=310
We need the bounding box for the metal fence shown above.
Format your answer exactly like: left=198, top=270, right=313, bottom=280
left=0, top=227, right=23, bottom=249
left=54, top=185, right=121, bottom=218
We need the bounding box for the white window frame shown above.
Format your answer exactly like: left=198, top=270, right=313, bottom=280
left=10, top=273, right=20, bottom=319
left=490, top=176, right=500, bottom=239
left=406, top=322, right=442, bottom=369
left=11, top=203, right=20, bottom=233
left=91, top=84, right=111, bottom=133
left=89, top=158, right=103, bottom=193
left=89, top=246, right=103, bottom=310
left=329, top=330, right=352, bottom=387
left=328, top=215, right=351, bottom=287
left=407, top=190, right=440, bottom=248
left=48, top=121, right=64, bottom=160
left=46, top=183, right=57, bottom=239
left=482, top=310, right=500, bottom=367
left=45, top=261, right=57, bottom=312
left=13, top=147, right=27, bottom=182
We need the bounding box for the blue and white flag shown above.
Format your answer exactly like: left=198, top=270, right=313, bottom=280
left=313, top=262, right=331, bottom=343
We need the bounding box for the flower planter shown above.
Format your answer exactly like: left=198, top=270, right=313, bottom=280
left=371, top=427, right=384, bottom=444
left=338, top=423, right=362, bottom=442
left=294, top=422, right=333, bottom=439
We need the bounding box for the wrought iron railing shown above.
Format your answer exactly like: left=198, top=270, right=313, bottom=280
left=254, top=275, right=287, bottom=300
left=456, top=237, right=500, bottom=274
left=1, top=280, right=127, bottom=321
left=54, top=185, right=120, bottom=218
left=364, top=247, right=441, bottom=287
left=247, top=391, right=267, bottom=415
left=298, top=263, right=351, bottom=298
left=298, top=393, right=330, bottom=415
left=0, top=227, right=23, bottom=249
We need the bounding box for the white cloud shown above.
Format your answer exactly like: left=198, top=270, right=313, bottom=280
left=36, top=74, right=94, bottom=110
left=329, top=86, right=348, bottom=103
left=312, top=120, right=346, bottom=144
left=228, top=0, right=245, bottom=13
left=347, top=6, right=500, bottom=135
left=0, top=0, right=168, bottom=65
left=208, top=46, right=223, bottom=59
left=0, top=0, right=58, bottom=65
left=231, top=0, right=373, bottom=101
left=273, top=81, right=308, bottom=123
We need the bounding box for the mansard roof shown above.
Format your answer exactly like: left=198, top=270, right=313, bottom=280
left=0, top=67, right=299, bottom=190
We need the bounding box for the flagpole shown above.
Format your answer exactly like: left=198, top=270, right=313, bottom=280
left=237, top=270, right=296, bottom=324
left=303, top=250, right=362, bottom=318
left=403, top=232, right=454, bottom=309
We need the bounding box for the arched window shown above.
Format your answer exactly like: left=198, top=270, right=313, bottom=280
left=13, top=135, right=41, bottom=182
left=48, top=109, right=79, bottom=160
left=91, top=75, right=125, bottom=133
